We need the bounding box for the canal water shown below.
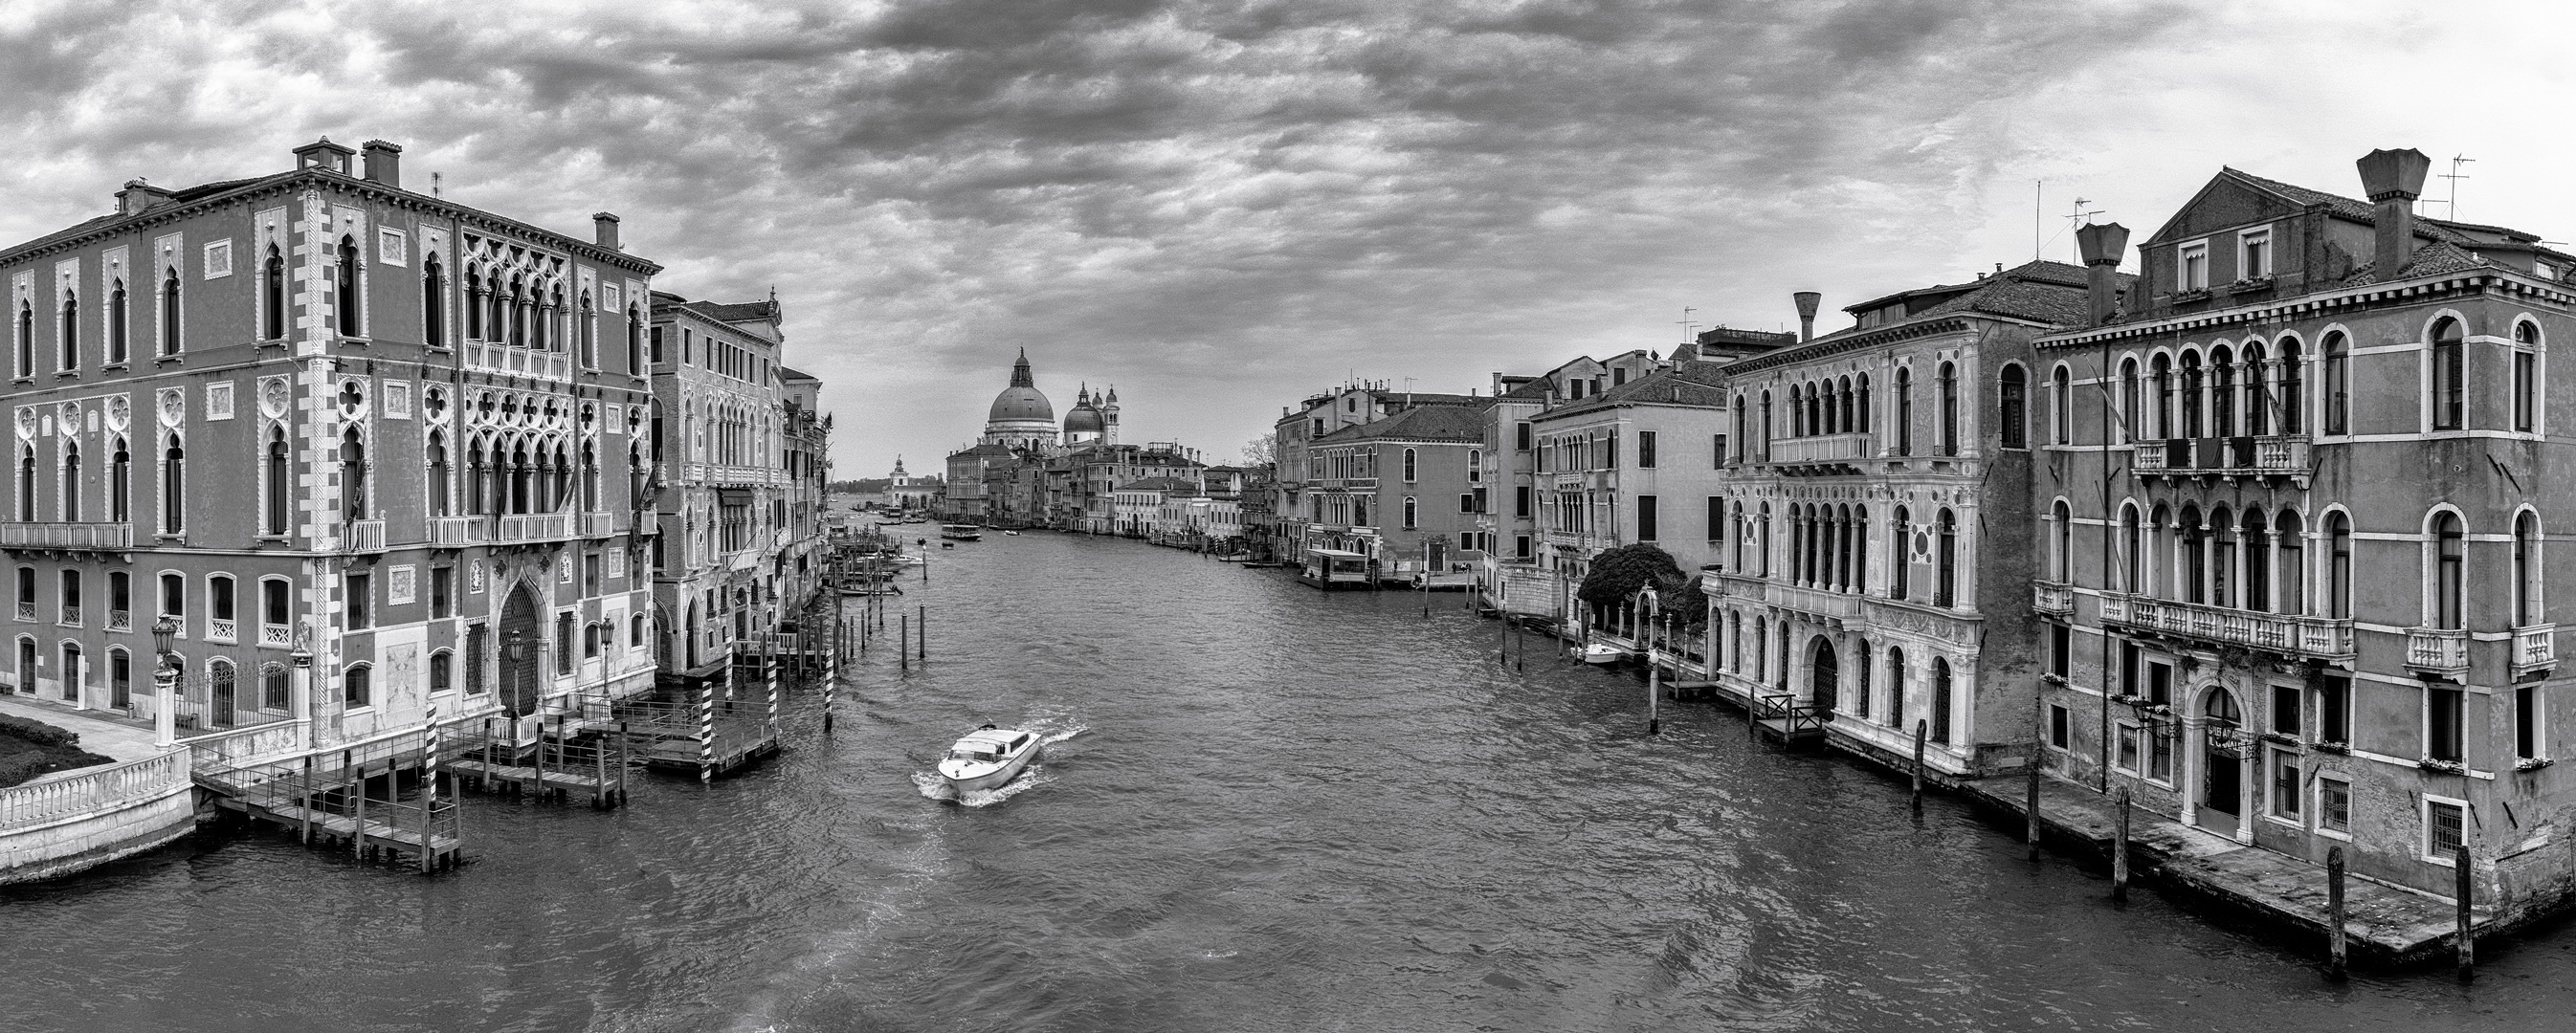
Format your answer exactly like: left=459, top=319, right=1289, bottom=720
left=7, top=532, right=2575, bottom=1032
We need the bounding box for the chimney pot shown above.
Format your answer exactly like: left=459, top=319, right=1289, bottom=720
left=593, top=212, right=622, bottom=250
left=1792, top=291, right=1822, bottom=342
left=2357, top=147, right=2432, bottom=276
left=2075, top=222, right=2131, bottom=327
left=360, top=140, right=402, bottom=188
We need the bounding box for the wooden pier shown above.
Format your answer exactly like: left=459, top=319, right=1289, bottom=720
left=194, top=745, right=462, bottom=872
left=448, top=717, right=630, bottom=808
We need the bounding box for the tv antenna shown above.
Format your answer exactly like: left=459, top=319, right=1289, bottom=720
left=2439, top=155, right=2474, bottom=221
left=1677, top=306, right=1698, bottom=343
left=2065, top=197, right=2103, bottom=263
left=432, top=171, right=442, bottom=199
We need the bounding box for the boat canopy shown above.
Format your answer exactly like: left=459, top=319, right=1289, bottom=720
left=1305, top=548, right=1366, bottom=559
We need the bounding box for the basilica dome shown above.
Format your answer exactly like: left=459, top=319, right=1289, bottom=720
left=989, top=385, right=1053, bottom=424
left=1063, top=401, right=1104, bottom=434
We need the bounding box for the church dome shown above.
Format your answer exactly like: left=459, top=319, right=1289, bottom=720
left=1063, top=402, right=1104, bottom=434
left=989, top=385, right=1053, bottom=424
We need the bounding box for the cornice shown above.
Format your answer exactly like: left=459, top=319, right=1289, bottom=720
left=2037, top=270, right=2575, bottom=348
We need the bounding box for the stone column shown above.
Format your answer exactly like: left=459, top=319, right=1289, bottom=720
left=153, top=660, right=176, bottom=748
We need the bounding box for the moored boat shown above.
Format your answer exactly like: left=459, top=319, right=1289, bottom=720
left=938, top=724, right=1041, bottom=794
left=1578, top=643, right=1628, bottom=666
left=941, top=523, right=984, bottom=541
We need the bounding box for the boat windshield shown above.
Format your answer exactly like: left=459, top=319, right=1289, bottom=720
left=949, top=749, right=998, bottom=762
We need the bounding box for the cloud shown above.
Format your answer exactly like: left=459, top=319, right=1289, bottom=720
left=5, top=0, right=2569, bottom=473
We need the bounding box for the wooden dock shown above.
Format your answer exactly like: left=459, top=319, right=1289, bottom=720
left=195, top=755, right=462, bottom=872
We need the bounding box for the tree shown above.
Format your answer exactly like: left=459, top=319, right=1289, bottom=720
left=1241, top=431, right=1277, bottom=468
left=1576, top=542, right=1705, bottom=626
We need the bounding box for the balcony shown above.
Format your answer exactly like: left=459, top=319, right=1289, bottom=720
left=2132, top=435, right=2311, bottom=481
left=0, top=521, right=134, bottom=550
left=1768, top=432, right=1872, bottom=473
left=57, top=604, right=79, bottom=626
left=106, top=609, right=129, bottom=632
left=259, top=623, right=292, bottom=648
left=462, top=340, right=571, bottom=382
left=431, top=516, right=487, bottom=547
left=2515, top=624, right=2557, bottom=677
left=207, top=618, right=237, bottom=644
left=497, top=512, right=573, bottom=543
left=13, top=602, right=31, bottom=622
left=1768, top=582, right=1862, bottom=620
left=2032, top=582, right=2075, bottom=616
left=580, top=512, right=616, bottom=538
left=2103, top=593, right=2354, bottom=661
left=2406, top=626, right=2471, bottom=678
left=344, top=519, right=386, bottom=554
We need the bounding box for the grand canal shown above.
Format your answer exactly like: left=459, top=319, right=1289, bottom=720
left=6, top=532, right=2575, bottom=1031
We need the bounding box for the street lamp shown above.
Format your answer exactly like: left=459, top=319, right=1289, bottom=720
left=1634, top=585, right=1660, bottom=736
left=150, top=617, right=179, bottom=747
left=504, top=629, right=526, bottom=723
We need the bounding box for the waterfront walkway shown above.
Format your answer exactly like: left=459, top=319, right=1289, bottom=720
left=1957, top=773, right=2483, bottom=965
left=0, top=695, right=162, bottom=767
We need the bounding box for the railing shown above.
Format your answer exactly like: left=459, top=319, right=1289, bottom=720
left=0, top=521, right=135, bottom=550
left=1768, top=432, right=1871, bottom=465
left=2406, top=627, right=2471, bottom=676
left=580, top=512, right=615, bottom=538
left=58, top=604, right=79, bottom=626
left=430, top=516, right=487, bottom=546
left=2105, top=593, right=2354, bottom=660
left=497, top=513, right=573, bottom=542
left=207, top=618, right=237, bottom=644
left=1754, top=692, right=1830, bottom=736
left=2032, top=582, right=2075, bottom=615
left=0, top=749, right=189, bottom=830
left=106, top=609, right=129, bottom=632
left=259, top=623, right=292, bottom=648
left=462, top=340, right=571, bottom=382
left=1767, top=582, right=1862, bottom=619
left=14, top=602, right=32, bottom=622
left=2132, top=435, right=2310, bottom=476
left=2515, top=624, right=2557, bottom=675
left=344, top=519, right=386, bottom=554
left=181, top=718, right=307, bottom=767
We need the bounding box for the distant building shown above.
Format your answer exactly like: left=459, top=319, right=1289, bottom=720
left=1299, top=403, right=1491, bottom=584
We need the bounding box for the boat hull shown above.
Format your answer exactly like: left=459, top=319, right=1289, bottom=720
left=942, top=744, right=1039, bottom=794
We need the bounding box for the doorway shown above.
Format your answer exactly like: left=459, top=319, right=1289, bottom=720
left=2200, top=687, right=2244, bottom=838
left=500, top=584, right=541, bottom=716
left=1810, top=637, right=1839, bottom=714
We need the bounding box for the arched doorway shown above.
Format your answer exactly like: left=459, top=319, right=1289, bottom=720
left=2198, top=686, right=2245, bottom=839
left=499, top=584, right=541, bottom=717
left=1809, top=637, right=1839, bottom=714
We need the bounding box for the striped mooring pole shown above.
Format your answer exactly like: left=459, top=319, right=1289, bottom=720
left=419, top=697, right=440, bottom=874
left=823, top=618, right=839, bottom=735
left=698, top=678, right=716, bottom=788
left=765, top=648, right=780, bottom=735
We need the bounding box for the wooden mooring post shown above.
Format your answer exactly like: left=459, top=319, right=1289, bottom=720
left=2025, top=745, right=2042, bottom=861
left=2112, top=786, right=2132, bottom=904
left=2325, top=845, right=2346, bottom=979
left=917, top=605, right=927, bottom=662
left=2456, top=843, right=2476, bottom=980
left=900, top=614, right=910, bottom=671
left=1910, top=720, right=1927, bottom=806
left=299, top=755, right=316, bottom=845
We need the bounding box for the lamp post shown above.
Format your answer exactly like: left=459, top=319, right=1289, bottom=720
left=151, top=617, right=178, bottom=748
left=290, top=628, right=315, bottom=749
left=1636, top=585, right=1660, bottom=736
left=504, top=629, right=526, bottom=730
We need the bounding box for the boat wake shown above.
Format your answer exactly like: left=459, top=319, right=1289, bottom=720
left=913, top=765, right=1051, bottom=807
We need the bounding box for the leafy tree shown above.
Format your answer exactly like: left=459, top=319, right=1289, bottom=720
left=1241, top=431, right=1277, bottom=468
left=1576, top=543, right=1706, bottom=627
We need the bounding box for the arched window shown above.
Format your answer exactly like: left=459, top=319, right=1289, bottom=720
left=2148, top=353, right=2173, bottom=439
left=1894, top=367, right=1913, bottom=454
left=631, top=613, right=647, bottom=647
left=2053, top=500, right=2073, bottom=582
left=580, top=291, right=597, bottom=368
left=2517, top=512, right=2543, bottom=627
left=2240, top=507, right=2269, bottom=612
left=13, top=300, right=28, bottom=376
left=465, top=269, right=484, bottom=340
left=2327, top=512, right=2352, bottom=619
left=1998, top=363, right=2027, bottom=450
left=2514, top=321, right=2541, bottom=434
left=584, top=622, right=602, bottom=659
left=2433, top=511, right=2465, bottom=629
left=107, top=278, right=126, bottom=364
left=2321, top=332, right=2349, bottom=433
left=2053, top=365, right=2073, bottom=445
left=109, top=437, right=128, bottom=523
left=1855, top=373, right=1872, bottom=432
left=2210, top=344, right=2235, bottom=436
left=59, top=441, right=78, bottom=521
left=265, top=429, right=290, bottom=535
left=15, top=446, right=33, bottom=522
left=2178, top=350, right=2204, bottom=437
left=2266, top=509, right=2303, bottom=615
left=344, top=663, right=372, bottom=708
left=1850, top=505, right=1869, bottom=594
left=1938, top=362, right=1959, bottom=455
left=336, top=235, right=361, bottom=337
left=162, top=435, right=185, bottom=533
left=1931, top=657, right=1954, bottom=743
left=1757, top=503, right=1773, bottom=577
left=422, top=254, right=445, bottom=348
left=1402, top=448, right=1418, bottom=482
left=59, top=569, right=78, bottom=625
left=263, top=245, right=286, bottom=340
left=2118, top=357, right=2140, bottom=444
left=58, top=289, right=78, bottom=370
left=556, top=612, right=575, bottom=674
left=261, top=576, right=291, bottom=638
left=2179, top=504, right=2207, bottom=604
left=1891, top=506, right=1912, bottom=600
left=1759, top=391, right=1773, bottom=459
left=1886, top=646, right=1907, bottom=728
left=430, top=649, right=453, bottom=693
left=2242, top=342, right=2268, bottom=437
left=1935, top=509, right=1958, bottom=606
left=627, top=305, right=643, bottom=372
left=340, top=429, right=367, bottom=520
left=2121, top=503, right=2143, bottom=594
left=2277, top=338, right=2303, bottom=435
left=427, top=430, right=450, bottom=517
left=161, top=269, right=181, bottom=356
left=2431, top=318, right=2465, bottom=430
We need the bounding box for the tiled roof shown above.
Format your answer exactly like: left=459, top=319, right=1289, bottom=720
left=1316, top=404, right=1485, bottom=444
left=689, top=299, right=780, bottom=324
left=2341, top=240, right=2494, bottom=287
left=1538, top=364, right=1725, bottom=420
left=1117, top=476, right=1201, bottom=493
left=2216, top=167, right=2517, bottom=248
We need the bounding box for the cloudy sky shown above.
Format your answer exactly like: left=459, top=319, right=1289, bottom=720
left=3, top=0, right=2568, bottom=477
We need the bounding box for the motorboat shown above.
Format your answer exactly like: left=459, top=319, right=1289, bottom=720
left=1578, top=643, right=1629, bottom=666
left=939, top=724, right=1042, bottom=794
left=941, top=523, right=984, bottom=541
left=1004, top=530, right=1021, bottom=537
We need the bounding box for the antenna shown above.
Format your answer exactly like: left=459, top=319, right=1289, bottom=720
left=432, top=171, right=442, bottom=199
left=2034, top=179, right=2043, bottom=261
left=1677, top=306, right=1698, bottom=343
left=2440, top=154, right=2475, bottom=220
left=2066, top=197, right=2102, bottom=263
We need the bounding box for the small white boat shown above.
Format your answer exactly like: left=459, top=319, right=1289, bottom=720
left=1578, top=643, right=1628, bottom=666
left=938, top=724, right=1042, bottom=794
left=1004, top=530, right=1021, bottom=536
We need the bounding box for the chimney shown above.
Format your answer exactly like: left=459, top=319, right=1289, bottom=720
left=2075, top=222, right=2131, bottom=327
left=1792, top=292, right=1821, bottom=342
left=360, top=140, right=402, bottom=187
left=2356, top=147, right=2432, bottom=276
left=115, top=178, right=175, bottom=216
left=592, top=212, right=622, bottom=250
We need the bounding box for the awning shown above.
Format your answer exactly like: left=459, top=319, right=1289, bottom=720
left=719, top=488, right=754, bottom=506
left=1306, top=547, right=1366, bottom=559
